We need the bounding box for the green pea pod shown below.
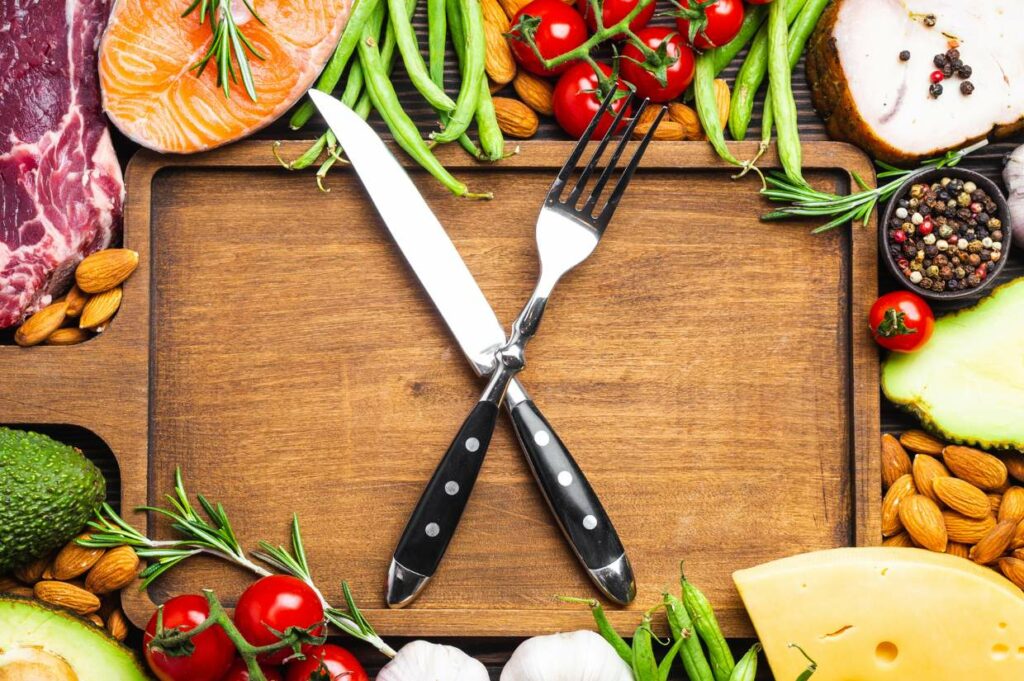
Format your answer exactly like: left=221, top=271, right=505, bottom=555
left=727, top=0, right=807, bottom=140
left=767, top=0, right=804, bottom=186
left=290, top=0, right=382, bottom=129
left=631, top=618, right=659, bottom=681
left=681, top=574, right=734, bottom=681
left=434, top=0, right=485, bottom=142
left=728, top=644, right=761, bottom=681
left=664, top=593, right=714, bottom=681
left=658, top=637, right=683, bottom=681
left=694, top=54, right=744, bottom=169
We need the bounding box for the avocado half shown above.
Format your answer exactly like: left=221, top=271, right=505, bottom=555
left=0, top=596, right=150, bottom=680
left=882, top=278, right=1024, bottom=449
left=0, top=428, right=106, bottom=572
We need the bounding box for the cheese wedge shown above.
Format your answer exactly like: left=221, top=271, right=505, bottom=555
left=734, top=547, right=1024, bottom=680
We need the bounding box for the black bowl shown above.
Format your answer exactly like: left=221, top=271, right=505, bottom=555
left=879, top=167, right=1013, bottom=301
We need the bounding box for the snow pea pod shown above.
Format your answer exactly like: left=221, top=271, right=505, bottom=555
left=681, top=573, right=734, bottom=681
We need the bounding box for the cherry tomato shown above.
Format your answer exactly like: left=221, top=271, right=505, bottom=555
left=144, top=595, right=235, bottom=681
left=223, top=659, right=285, bottom=681
left=674, top=0, right=744, bottom=49
left=553, top=62, right=632, bottom=140
left=868, top=291, right=935, bottom=353
left=509, top=0, right=588, bottom=77
left=575, top=0, right=655, bottom=38
left=284, top=645, right=368, bottom=681
left=620, top=27, right=695, bottom=102
left=234, top=575, right=325, bottom=666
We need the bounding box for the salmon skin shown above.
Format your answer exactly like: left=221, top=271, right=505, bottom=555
left=99, top=0, right=351, bottom=154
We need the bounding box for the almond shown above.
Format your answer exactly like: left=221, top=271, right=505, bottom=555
left=900, top=430, right=945, bottom=455
left=79, top=286, right=122, bottom=330
left=1011, top=519, right=1024, bottom=550
left=999, top=486, right=1024, bottom=523
left=989, top=494, right=1004, bottom=515
left=881, top=434, right=912, bottom=489
left=945, top=541, right=970, bottom=559
left=713, top=79, right=730, bottom=129
left=0, top=576, right=21, bottom=592
left=633, top=117, right=686, bottom=141
left=34, top=580, right=100, bottom=615
left=6, top=586, right=34, bottom=598
left=106, top=609, right=129, bottom=641
left=14, top=300, right=68, bottom=347
left=482, top=0, right=516, bottom=85
left=942, top=510, right=997, bottom=544
left=912, top=454, right=949, bottom=503
left=13, top=554, right=51, bottom=584
left=75, top=248, right=139, bottom=293
left=87, top=613, right=104, bottom=628
left=898, top=494, right=947, bottom=552
left=493, top=97, right=539, bottom=139
left=52, top=536, right=105, bottom=581
left=45, top=327, right=91, bottom=346
left=497, top=0, right=530, bottom=19
left=881, top=532, right=914, bottom=548
left=663, top=102, right=700, bottom=140
left=513, top=71, right=554, bottom=116
left=932, top=477, right=991, bottom=519
left=85, top=546, right=139, bottom=594
left=65, top=285, right=88, bottom=317
left=882, top=474, right=916, bottom=537
left=970, top=520, right=1016, bottom=565
left=1004, top=452, right=1024, bottom=483
left=1015, top=548, right=1024, bottom=561
left=998, top=557, right=1024, bottom=590
left=943, top=445, right=1008, bottom=491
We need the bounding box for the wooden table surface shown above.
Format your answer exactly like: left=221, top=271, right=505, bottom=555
left=77, top=9, right=1024, bottom=677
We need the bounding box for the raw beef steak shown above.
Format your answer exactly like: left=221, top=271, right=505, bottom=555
left=0, top=0, right=124, bottom=329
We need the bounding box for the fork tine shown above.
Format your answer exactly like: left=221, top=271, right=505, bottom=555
left=547, top=87, right=618, bottom=204
left=564, top=92, right=635, bottom=207
left=582, top=98, right=650, bottom=217
left=594, top=105, right=665, bottom=227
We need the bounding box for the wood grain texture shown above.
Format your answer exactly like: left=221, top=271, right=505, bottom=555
left=32, top=140, right=874, bottom=638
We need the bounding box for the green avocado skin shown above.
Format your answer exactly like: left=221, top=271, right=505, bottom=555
left=0, top=428, right=106, bottom=572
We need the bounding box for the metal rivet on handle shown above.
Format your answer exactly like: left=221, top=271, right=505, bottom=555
left=425, top=523, right=440, bottom=537
left=465, top=437, right=480, bottom=452
left=582, top=515, right=597, bottom=530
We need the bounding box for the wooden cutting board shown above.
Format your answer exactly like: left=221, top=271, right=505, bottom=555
left=0, top=140, right=880, bottom=637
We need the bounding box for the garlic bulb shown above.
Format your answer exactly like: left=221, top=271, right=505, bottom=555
left=500, top=630, right=633, bottom=681
left=377, top=640, right=489, bottom=681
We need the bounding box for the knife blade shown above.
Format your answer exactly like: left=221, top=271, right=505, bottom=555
left=309, top=90, right=635, bottom=608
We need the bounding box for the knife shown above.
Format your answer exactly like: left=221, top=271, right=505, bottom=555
left=308, top=90, right=635, bottom=608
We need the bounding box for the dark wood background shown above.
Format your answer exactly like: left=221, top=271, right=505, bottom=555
left=17, top=2, right=1024, bottom=676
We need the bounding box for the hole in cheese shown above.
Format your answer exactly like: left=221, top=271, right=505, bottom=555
left=875, top=641, right=899, bottom=664
left=993, top=643, right=1010, bottom=661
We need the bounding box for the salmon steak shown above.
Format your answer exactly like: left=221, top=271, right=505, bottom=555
left=99, top=0, right=351, bottom=154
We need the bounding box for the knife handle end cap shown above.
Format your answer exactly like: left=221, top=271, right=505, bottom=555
left=386, top=559, right=430, bottom=609
left=589, top=553, right=636, bottom=606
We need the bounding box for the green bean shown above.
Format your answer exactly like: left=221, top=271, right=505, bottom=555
left=664, top=592, right=714, bottom=681
left=727, top=0, right=806, bottom=140
left=290, top=0, right=382, bottom=130
left=768, top=0, right=803, bottom=186
left=438, top=0, right=486, bottom=158
left=558, top=596, right=632, bottom=664
left=631, top=617, right=658, bottom=681
left=694, top=53, right=745, bottom=169
left=658, top=638, right=683, bottom=681
left=358, top=14, right=484, bottom=197
left=389, top=0, right=456, bottom=111
left=728, top=644, right=761, bottom=681
left=433, top=0, right=485, bottom=142
left=708, top=5, right=769, bottom=76
left=681, top=572, right=734, bottom=681
left=474, top=85, right=505, bottom=160
left=428, top=0, right=447, bottom=85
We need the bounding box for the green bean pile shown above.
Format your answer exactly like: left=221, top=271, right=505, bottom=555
left=279, top=0, right=503, bottom=196
left=692, top=0, right=830, bottom=186
left=560, top=565, right=817, bottom=681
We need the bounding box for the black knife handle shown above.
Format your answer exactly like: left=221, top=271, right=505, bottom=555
left=393, top=400, right=499, bottom=578
left=510, top=399, right=633, bottom=602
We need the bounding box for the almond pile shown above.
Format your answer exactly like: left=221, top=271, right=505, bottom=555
left=14, top=248, right=139, bottom=347
left=882, top=430, right=1024, bottom=589
left=1, top=534, right=139, bottom=640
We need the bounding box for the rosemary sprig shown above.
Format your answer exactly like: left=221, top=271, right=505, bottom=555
left=183, top=0, right=266, bottom=101
left=761, top=140, right=988, bottom=233
left=81, top=470, right=395, bottom=658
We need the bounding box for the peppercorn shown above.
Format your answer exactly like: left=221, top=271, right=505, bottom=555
left=947, top=48, right=960, bottom=60
left=958, top=64, right=972, bottom=78
left=924, top=13, right=936, bottom=26
left=961, top=81, right=974, bottom=95
left=899, top=50, right=911, bottom=61
left=929, top=82, right=943, bottom=97
left=933, top=53, right=947, bottom=67
left=930, top=70, right=945, bottom=83
left=893, top=230, right=907, bottom=243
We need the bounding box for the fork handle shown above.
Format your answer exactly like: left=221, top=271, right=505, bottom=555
left=388, top=400, right=499, bottom=606
left=510, top=400, right=635, bottom=605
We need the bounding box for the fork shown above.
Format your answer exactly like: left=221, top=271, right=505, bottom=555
left=388, top=90, right=666, bottom=607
